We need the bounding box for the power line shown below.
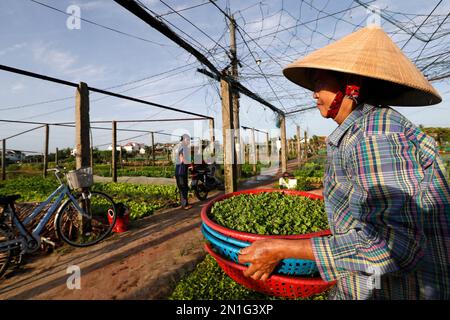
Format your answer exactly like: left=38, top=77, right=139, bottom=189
left=29, top=0, right=173, bottom=47
left=159, top=0, right=230, bottom=56
left=414, top=12, right=450, bottom=63
left=401, top=0, right=443, bottom=50
left=156, top=1, right=211, bottom=18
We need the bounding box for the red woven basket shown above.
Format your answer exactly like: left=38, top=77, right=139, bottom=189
left=205, top=243, right=335, bottom=299
left=201, top=188, right=332, bottom=242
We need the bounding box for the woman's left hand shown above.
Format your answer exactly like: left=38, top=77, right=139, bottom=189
left=238, top=239, right=286, bottom=281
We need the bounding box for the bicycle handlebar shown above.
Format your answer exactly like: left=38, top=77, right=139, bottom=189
left=46, top=166, right=66, bottom=173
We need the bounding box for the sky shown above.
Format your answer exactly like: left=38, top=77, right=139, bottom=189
left=0, top=0, right=449, bottom=154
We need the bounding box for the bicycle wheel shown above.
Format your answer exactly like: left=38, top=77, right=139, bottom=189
left=56, top=191, right=117, bottom=247
left=0, top=224, right=13, bottom=279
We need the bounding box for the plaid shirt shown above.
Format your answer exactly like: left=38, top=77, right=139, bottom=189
left=311, top=103, right=450, bottom=300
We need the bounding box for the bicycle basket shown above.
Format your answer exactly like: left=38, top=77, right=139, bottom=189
left=66, top=167, right=93, bottom=189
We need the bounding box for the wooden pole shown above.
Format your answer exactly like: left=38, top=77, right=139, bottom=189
left=221, top=77, right=236, bottom=193
left=1, top=139, right=6, bottom=181
left=280, top=115, right=287, bottom=173
left=75, top=82, right=90, bottom=169
left=266, top=132, right=270, bottom=163
left=304, top=130, right=308, bottom=161
left=55, top=147, right=59, bottom=165
left=119, top=146, right=123, bottom=169
left=245, top=144, right=249, bottom=164
left=151, top=132, right=155, bottom=165
left=43, top=124, right=49, bottom=178
left=90, top=146, right=94, bottom=169
left=112, top=121, right=117, bottom=182
left=251, top=128, right=256, bottom=175
left=209, top=118, right=215, bottom=158
left=297, top=126, right=301, bottom=167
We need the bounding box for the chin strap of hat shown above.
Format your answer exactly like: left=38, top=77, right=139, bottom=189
left=326, top=83, right=361, bottom=119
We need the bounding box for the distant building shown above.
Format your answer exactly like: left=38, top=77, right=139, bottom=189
left=107, top=145, right=123, bottom=152
left=4, top=150, right=25, bottom=162
left=123, top=142, right=145, bottom=153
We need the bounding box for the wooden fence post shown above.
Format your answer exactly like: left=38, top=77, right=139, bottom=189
left=1, top=139, right=6, bottom=180
left=304, top=130, right=308, bottom=161
left=280, top=115, right=287, bottom=173
left=151, top=132, right=155, bottom=165
left=43, top=124, right=49, bottom=178
left=297, top=126, right=301, bottom=167
left=251, top=128, right=256, bottom=175
left=112, top=121, right=117, bottom=182
left=75, top=82, right=90, bottom=169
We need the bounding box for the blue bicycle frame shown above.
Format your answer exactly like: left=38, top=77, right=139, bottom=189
left=0, top=182, right=85, bottom=253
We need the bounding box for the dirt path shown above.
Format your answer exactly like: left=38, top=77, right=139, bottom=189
left=0, top=160, right=312, bottom=300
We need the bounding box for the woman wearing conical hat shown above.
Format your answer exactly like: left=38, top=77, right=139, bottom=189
left=239, top=25, right=450, bottom=300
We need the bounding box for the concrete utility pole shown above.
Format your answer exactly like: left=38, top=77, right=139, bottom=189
left=229, top=15, right=242, bottom=179
left=280, top=115, right=287, bottom=173
left=112, top=121, right=117, bottom=182
left=221, top=76, right=237, bottom=193
left=43, top=124, right=49, bottom=178
left=75, top=82, right=90, bottom=169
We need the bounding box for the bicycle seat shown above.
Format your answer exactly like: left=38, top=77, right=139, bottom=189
left=0, top=195, right=20, bottom=205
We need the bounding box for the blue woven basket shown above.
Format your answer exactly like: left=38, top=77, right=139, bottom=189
left=201, top=223, right=319, bottom=276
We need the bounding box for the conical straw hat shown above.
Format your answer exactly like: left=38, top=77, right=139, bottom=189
left=283, top=25, right=441, bottom=106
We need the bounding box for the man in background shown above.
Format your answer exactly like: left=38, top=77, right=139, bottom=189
left=175, top=134, right=192, bottom=210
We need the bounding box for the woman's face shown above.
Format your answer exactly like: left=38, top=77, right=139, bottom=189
left=312, top=70, right=341, bottom=118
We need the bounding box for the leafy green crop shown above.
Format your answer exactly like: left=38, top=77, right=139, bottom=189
left=169, top=255, right=328, bottom=300
left=0, top=176, right=181, bottom=220
left=209, top=192, right=328, bottom=235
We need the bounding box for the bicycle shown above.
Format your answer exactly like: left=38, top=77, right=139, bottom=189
left=0, top=166, right=117, bottom=278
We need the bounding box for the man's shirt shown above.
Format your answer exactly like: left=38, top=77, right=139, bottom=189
left=311, top=103, right=450, bottom=299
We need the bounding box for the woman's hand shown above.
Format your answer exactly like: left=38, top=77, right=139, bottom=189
left=238, top=239, right=316, bottom=281
left=238, top=239, right=286, bottom=281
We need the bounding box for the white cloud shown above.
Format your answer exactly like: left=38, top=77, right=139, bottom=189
left=31, top=42, right=106, bottom=79
left=11, top=83, right=25, bottom=92
left=0, top=42, right=27, bottom=57
left=32, top=42, right=77, bottom=73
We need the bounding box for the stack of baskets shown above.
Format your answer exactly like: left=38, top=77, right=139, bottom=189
left=200, top=188, right=336, bottom=299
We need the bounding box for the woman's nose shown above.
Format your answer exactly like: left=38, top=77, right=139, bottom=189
left=313, top=91, right=319, bottom=99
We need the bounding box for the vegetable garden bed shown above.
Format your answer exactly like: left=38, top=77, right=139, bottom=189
left=0, top=176, right=181, bottom=220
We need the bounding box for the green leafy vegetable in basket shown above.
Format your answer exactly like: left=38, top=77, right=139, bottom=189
left=169, top=255, right=328, bottom=300
left=209, top=192, right=328, bottom=235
